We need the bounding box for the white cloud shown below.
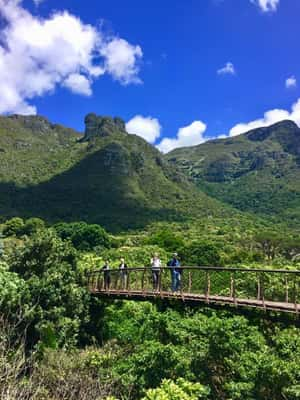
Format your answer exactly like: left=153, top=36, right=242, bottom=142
left=285, top=76, right=297, bottom=89
left=63, top=73, right=92, bottom=96
left=100, top=38, right=143, bottom=85
left=251, top=0, right=279, bottom=12
left=126, top=115, right=161, bottom=143
left=157, top=120, right=207, bottom=153
left=229, top=98, right=300, bottom=137
left=217, top=62, right=235, bottom=75
left=0, top=0, right=143, bottom=115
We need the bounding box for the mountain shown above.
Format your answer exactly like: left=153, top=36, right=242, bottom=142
left=0, top=113, right=232, bottom=231
left=166, top=120, right=300, bottom=226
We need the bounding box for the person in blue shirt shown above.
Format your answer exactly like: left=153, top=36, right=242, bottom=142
left=167, top=252, right=181, bottom=292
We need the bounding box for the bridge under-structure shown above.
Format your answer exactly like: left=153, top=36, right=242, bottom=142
left=87, top=267, right=300, bottom=314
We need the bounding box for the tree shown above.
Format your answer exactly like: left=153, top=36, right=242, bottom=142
left=147, top=229, right=184, bottom=252
left=54, top=222, right=110, bottom=251
left=142, top=378, right=209, bottom=400
left=181, top=240, right=222, bottom=266
left=9, top=229, right=89, bottom=348
left=254, top=231, right=283, bottom=260
left=22, top=218, right=45, bottom=236
left=3, top=217, right=24, bottom=237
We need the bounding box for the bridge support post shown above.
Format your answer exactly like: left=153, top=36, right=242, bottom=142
left=205, top=272, right=210, bottom=304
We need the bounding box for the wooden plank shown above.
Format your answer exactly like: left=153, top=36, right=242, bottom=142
left=90, top=289, right=299, bottom=314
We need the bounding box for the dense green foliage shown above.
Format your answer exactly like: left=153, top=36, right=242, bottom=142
left=54, top=221, right=111, bottom=251
left=0, top=220, right=299, bottom=399
left=5, top=229, right=90, bottom=348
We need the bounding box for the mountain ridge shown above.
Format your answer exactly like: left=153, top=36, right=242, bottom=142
left=0, top=113, right=238, bottom=231
left=166, top=120, right=300, bottom=225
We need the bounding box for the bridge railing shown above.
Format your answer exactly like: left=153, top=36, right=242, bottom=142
left=87, top=267, right=300, bottom=311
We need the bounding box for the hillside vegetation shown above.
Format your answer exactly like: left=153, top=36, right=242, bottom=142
left=167, top=120, right=300, bottom=226
left=0, top=113, right=240, bottom=231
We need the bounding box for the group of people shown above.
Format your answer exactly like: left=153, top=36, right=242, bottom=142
left=101, top=253, right=182, bottom=293
left=151, top=252, right=181, bottom=292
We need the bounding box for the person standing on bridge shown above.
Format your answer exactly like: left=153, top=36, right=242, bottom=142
left=102, top=260, right=111, bottom=290
left=119, top=257, right=128, bottom=289
left=167, top=252, right=181, bottom=292
left=151, top=253, right=162, bottom=291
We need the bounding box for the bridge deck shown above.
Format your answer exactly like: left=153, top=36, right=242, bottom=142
left=91, top=289, right=299, bottom=313
left=88, top=266, right=300, bottom=314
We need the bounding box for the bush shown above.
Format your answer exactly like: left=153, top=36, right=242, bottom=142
left=9, top=229, right=90, bottom=348
left=54, top=222, right=110, bottom=251
left=146, top=229, right=184, bottom=252
left=180, top=240, right=222, bottom=266
left=142, top=378, right=209, bottom=400
left=22, top=218, right=45, bottom=236
left=3, top=217, right=24, bottom=237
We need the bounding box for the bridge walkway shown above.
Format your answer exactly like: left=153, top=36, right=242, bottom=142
left=87, top=267, right=300, bottom=314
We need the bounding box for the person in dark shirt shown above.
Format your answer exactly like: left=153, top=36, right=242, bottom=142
left=119, top=257, right=128, bottom=290
left=167, top=252, right=181, bottom=292
left=102, top=260, right=111, bottom=290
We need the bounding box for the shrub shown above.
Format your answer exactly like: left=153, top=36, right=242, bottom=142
left=54, top=221, right=110, bottom=251
left=180, top=240, right=222, bottom=266
left=3, top=217, right=24, bottom=237
left=146, top=229, right=184, bottom=252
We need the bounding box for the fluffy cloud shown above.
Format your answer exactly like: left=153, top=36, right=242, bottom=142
left=100, top=39, right=143, bottom=85
left=229, top=98, right=300, bottom=136
left=126, top=115, right=161, bottom=143
left=157, top=121, right=207, bottom=153
left=63, top=74, right=92, bottom=96
left=217, top=62, right=235, bottom=75
left=251, top=0, right=279, bottom=12
left=285, top=76, right=297, bottom=89
left=0, top=0, right=143, bottom=115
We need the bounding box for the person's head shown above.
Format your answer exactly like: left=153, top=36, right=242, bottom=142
left=120, top=257, right=125, bottom=263
left=105, top=259, right=109, bottom=265
left=153, top=252, right=159, bottom=258
left=173, top=252, right=178, bottom=259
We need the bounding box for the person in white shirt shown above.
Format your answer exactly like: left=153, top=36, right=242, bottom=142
left=150, top=253, right=161, bottom=291
left=119, top=257, right=128, bottom=289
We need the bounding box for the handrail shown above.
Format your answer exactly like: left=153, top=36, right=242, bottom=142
left=87, top=266, right=300, bottom=275
left=87, top=266, right=300, bottom=314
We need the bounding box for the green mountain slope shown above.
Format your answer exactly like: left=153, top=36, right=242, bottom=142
left=0, top=113, right=236, bottom=231
left=166, top=120, right=300, bottom=225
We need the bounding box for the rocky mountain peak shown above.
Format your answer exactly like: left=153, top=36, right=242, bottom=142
left=6, top=114, right=53, bottom=134
left=80, top=113, right=126, bottom=142
left=246, top=120, right=299, bottom=143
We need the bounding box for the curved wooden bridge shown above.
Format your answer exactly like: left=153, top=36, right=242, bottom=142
left=87, top=267, right=300, bottom=314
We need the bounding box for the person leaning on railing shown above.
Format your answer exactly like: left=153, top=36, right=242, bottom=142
left=150, top=253, right=162, bottom=291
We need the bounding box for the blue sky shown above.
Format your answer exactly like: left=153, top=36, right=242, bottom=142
left=0, top=0, right=300, bottom=152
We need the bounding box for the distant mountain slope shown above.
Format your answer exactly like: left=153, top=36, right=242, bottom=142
left=0, top=113, right=234, bottom=231
left=166, top=120, right=300, bottom=225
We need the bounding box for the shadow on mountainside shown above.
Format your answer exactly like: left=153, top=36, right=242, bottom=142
left=0, top=147, right=191, bottom=232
